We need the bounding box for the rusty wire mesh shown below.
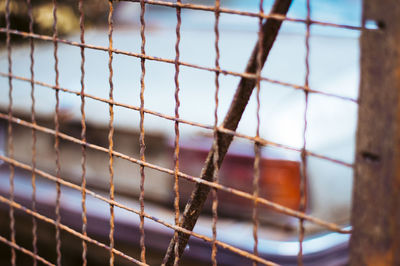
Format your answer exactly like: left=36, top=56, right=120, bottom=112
left=0, top=0, right=364, bottom=265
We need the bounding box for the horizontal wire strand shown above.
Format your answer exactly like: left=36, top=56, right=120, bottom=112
left=0, top=115, right=351, bottom=234
left=0, top=28, right=358, bottom=104
left=121, top=0, right=363, bottom=31
left=0, top=195, right=147, bottom=266
left=0, top=235, right=55, bottom=266
left=0, top=1, right=359, bottom=265
left=0, top=72, right=354, bottom=169
left=0, top=156, right=280, bottom=266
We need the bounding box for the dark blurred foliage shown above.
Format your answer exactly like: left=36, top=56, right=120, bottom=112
left=0, top=0, right=109, bottom=41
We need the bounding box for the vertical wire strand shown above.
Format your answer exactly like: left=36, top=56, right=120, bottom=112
left=52, top=0, right=62, bottom=264
left=5, top=0, right=16, bottom=265
left=139, top=0, right=147, bottom=263
left=252, top=1, right=264, bottom=264
left=211, top=0, right=220, bottom=265
left=27, top=0, right=38, bottom=264
left=298, top=0, right=311, bottom=265
left=172, top=1, right=182, bottom=265
left=107, top=2, right=116, bottom=265
left=78, top=0, right=88, bottom=265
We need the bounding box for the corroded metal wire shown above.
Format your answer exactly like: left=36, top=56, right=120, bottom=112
left=107, top=2, right=116, bottom=265
left=0, top=28, right=358, bottom=104
left=298, top=1, right=311, bottom=265
left=0, top=156, right=279, bottom=266
left=211, top=0, right=221, bottom=265
left=121, top=0, right=363, bottom=31
left=0, top=235, right=55, bottom=266
left=252, top=1, right=265, bottom=264
left=51, top=0, right=63, bottom=264
left=5, top=0, right=16, bottom=264
left=0, top=114, right=351, bottom=234
left=139, top=0, right=147, bottom=263
left=0, top=72, right=354, bottom=169
left=78, top=0, right=88, bottom=265
left=0, top=195, right=148, bottom=266
left=26, top=0, right=38, bottom=264
left=162, top=1, right=294, bottom=261
left=172, top=0, right=182, bottom=265
left=0, top=1, right=361, bottom=265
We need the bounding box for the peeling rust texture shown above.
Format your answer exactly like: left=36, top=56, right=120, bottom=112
left=350, top=1, right=400, bottom=265
left=162, top=0, right=293, bottom=265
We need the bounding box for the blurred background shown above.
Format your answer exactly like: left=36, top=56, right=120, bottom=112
left=0, top=0, right=360, bottom=265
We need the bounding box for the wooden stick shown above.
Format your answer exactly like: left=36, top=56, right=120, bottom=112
left=162, top=0, right=293, bottom=264
left=350, top=1, right=400, bottom=265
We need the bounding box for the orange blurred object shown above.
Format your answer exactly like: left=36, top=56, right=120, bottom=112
left=177, top=144, right=304, bottom=221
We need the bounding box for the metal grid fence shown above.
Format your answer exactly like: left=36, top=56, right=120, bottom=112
left=0, top=0, right=370, bottom=265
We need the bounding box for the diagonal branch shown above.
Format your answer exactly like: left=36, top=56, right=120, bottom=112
left=162, top=0, right=293, bottom=264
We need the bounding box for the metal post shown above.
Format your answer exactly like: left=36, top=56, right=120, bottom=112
left=350, top=1, right=400, bottom=265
